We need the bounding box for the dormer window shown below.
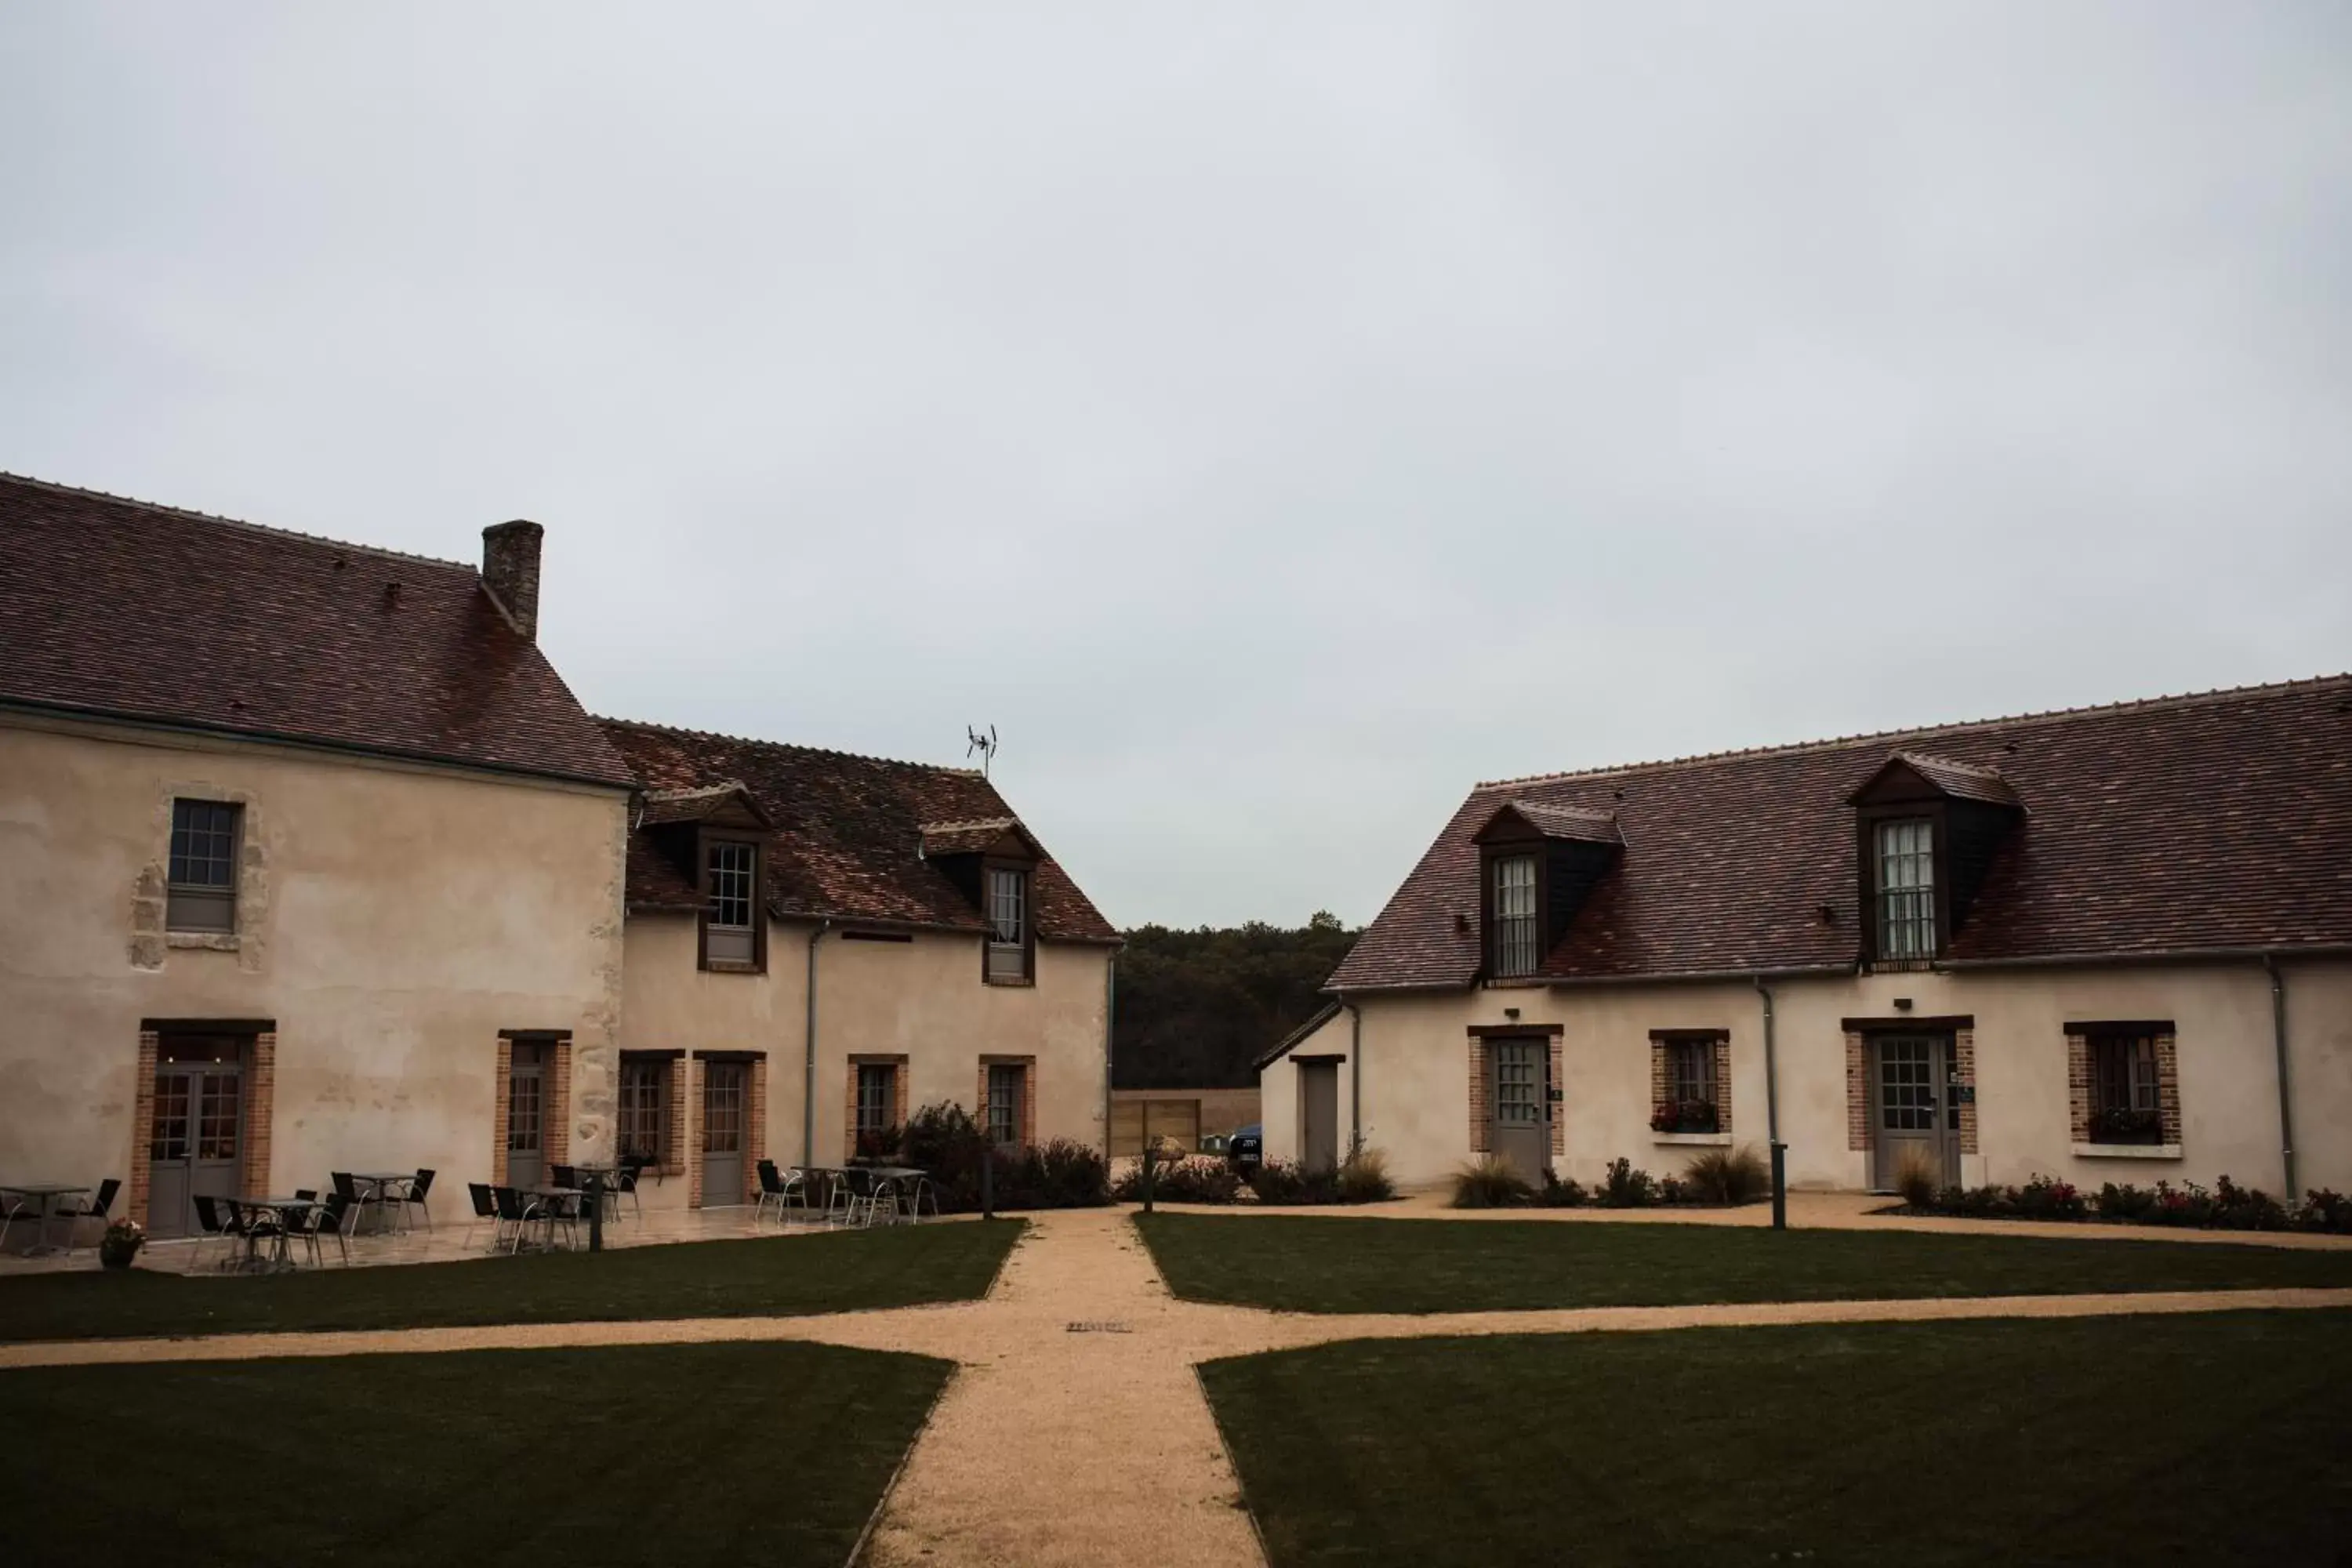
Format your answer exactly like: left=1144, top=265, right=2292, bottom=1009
left=1846, top=750, right=2023, bottom=969
left=1491, top=855, right=1540, bottom=977
left=700, top=835, right=764, bottom=970
left=986, top=866, right=1031, bottom=984
left=1874, top=818, right=1936, bottom=960
left=1471, top=799, right=1623, bottom=983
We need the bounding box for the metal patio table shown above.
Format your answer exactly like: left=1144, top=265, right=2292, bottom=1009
left=233, top=1196, right=321, bottom=1272
left=351, top=1172, right=414, bottom=1235
left=1, top=1182, right=92, bottom=1258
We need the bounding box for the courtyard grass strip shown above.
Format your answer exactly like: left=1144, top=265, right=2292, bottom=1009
left=1137, top=1212, right=2352, bottom=1313
left=0, top=1340, right=949, bottom=1568
left=0, top=1219, right=1021, bottom=1342
left=1201, top=1311, right=2352, bottom=1568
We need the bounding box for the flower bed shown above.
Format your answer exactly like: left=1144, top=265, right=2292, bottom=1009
left=1891, top=1175, right=2352, bottom=1235
left=1452, top=1148, right=1769, bottom=1210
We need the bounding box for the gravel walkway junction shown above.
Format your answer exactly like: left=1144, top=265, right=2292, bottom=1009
left=5, top=1205, right=2349, bottom=1566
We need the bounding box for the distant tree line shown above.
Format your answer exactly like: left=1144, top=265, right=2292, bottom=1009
left=1111, top=913, right=1359, bottom=1090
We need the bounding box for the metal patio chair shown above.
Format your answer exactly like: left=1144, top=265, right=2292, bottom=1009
left=56, top=1178, right=121, bottom=1258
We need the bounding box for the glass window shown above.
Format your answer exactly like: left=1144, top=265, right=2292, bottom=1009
left=619, top=1059, right=668, bottom=1163
left=986, top=867, right=1029, bottom=982
left=1492, top=855, right=1539, bottom=977
left=705, top=840, right=757, bottom=964
left=1875, top=818, right=1937, bottom=960
left=986, top=1062, right=1024, bottom=1146
left=167, top=799, right=241, bottom=932
left=2089, top=1033, right=2164, bottom=1144
left=856, top=1064, right=897, bottom=1143
left=1667, top=1040, right=1717, bottom=1106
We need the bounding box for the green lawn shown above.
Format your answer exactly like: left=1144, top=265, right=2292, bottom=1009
left=1202, top=1312, right=2352, bottom=1567
left=1137, top=1213, right=2352, bottom=1312
left=0, top=1220, right=1019, bottom=1341
left=0, top=1341, right=946, bottom=1567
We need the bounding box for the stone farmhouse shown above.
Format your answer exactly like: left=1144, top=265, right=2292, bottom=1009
left=0, top=474, right=1116, bottom=1236
left=1262, top=677, right=2352, bottom=1196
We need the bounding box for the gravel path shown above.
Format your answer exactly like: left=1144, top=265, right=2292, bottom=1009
left=7, top=1208, right=2349, bottom=1566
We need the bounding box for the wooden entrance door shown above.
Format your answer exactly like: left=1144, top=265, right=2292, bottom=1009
left=702, top=1061, right=746, bottom=1206
left=1298, top=1061, right=1340, bottom=1175
left=148, top=1036, right=245, bottom=1238
left=506, top=1041, right=546, bottom=1191
left=1489, top=1038, right=1548, bottom=1185
left=1871, top=1033, right=1959, bottom=1189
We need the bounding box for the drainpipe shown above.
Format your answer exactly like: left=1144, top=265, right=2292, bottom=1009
left=1102, top=948, right=1117, bottom=1158
left=2265, top=953, right=2296, bottom=1200
left=802, top=920, right=833, bottom=1167
left=1345, top=996, right=1363, bottom=1149
left=1754, top=975, right=1785, bottom=1231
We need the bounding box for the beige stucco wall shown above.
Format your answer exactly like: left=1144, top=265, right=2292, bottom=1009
left=0, top=715, right=629, bottom=1229
left=1259, top=1007, right=1351, bottom=1168
left=619, top=917, right=1112, bottom=1209
left=1267, top=960, right=2350, bottom=1196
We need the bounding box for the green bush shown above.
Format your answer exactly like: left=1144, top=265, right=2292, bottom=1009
left=1450, top=1154, right=1534, bottom=1209
left=865, top=1102, right=1110, bottom=1212
left=1682, top=1145, right=1769, bottom=1206
left=1597, top=1157, right=1657, bottom=1208
left=1536, top=1173, right=1587, bottom=1207
left=1113, top=1156, right=1243, bottom=1204
left=1334, top=1146, right=1396, bottom=1204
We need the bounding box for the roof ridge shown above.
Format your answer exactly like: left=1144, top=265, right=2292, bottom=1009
left=596, top=714, right=986, bottom=778
left=0, top=470, right=474, bottom=572
left=1476, top=671, right=2352, bottom=789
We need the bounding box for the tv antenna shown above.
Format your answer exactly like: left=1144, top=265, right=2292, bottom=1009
left=966, top=724, right=999, bottom=777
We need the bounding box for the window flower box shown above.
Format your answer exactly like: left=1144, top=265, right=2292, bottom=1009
left=1650, top=1100, right=1719, bottom=1135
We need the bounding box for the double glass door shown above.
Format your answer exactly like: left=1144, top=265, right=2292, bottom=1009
left=148, top=1036, right=245, bottom=1238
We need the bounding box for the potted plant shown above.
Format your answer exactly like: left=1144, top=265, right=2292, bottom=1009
left=1650, top=1099, right=1719, bottom=1134
left=2089, top=1106, right=2163, bottom=1145
left=98, top=1218, right=144, bottom=1270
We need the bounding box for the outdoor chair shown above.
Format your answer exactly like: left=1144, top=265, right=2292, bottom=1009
left=490, top=1185, right=538, bottom=1254
left=831, top=1167, right=883, bottom=1228
left=539, top=1188, right=582, bottom=1250
left=550, top=1165, right=579, bottom=1192
left=904, top=1174, right=942, bottom=1221
left=295, top=1189, right=318, bottom=1201
left=0, top=1190, right=27, bottom=1255
left=191, top=1194, right=237, bottom=1271
left=403, top=1168, right=436, bottom=1231
left=330, top=1170, right=372, bottom=1232
left=313, top=1192, right=354, bottom=1265
left=56, top=1178, right=121, bottom=1258
left=754, top=1161, right=804, bottom=1226
left=278, top=1200, right=325, bottom=1269
left=613, top=1161, right=643, bottom=1220
left=465, top=1182, right=499, bottom=1250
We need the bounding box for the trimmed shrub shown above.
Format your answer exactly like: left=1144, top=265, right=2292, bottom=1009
left=1536, top=1173, right=1588, bottom=1207
left=1113, top=1156, right=1243, bottom=1204
left=1334, top=1146, right=1396, bottom=1204
left=1597, top=1157, right=1657, bottom=1208
left=1451, top=1154, right=1534, bottom=1210
left=1893, top=1147, right=1941, bottom=1212
left=2299, top=1189, right=2352, bottom=1234
left=1683, top=1144, right=1769, bottom=1207
left=2009, top=1173, right=2087, bottom=1221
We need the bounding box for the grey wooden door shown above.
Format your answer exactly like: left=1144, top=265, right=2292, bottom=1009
left=702, top=1061, right=746, bottom=1206
left=1489, top=1038, right=1548, bottom=1185
left=506, top=1041, right=546, bottom=1192
left=1299, top=1061, right=1340, bottom=1175
left=147, top=1054, right=241, bottom=1239
left=1871, top=1033, right=1958, bottom=1189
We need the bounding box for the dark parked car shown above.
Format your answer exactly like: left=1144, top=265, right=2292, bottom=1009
left=1227, top=1123, right=1263, bottom=1170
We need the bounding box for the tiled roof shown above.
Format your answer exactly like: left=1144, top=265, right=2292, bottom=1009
left=919, top=818, right=1028, bottom=858
left=602, top=719, right=1118, bottom=942
left=1870, top=751, right=2025, bottom=808
left=0, top=474, right=634, bottom=789
left=1485, top=800, right=1625, bottom=844
left=1329, top=674, right=2352, bottom=991
left=640, top=782, right=769, bottom=827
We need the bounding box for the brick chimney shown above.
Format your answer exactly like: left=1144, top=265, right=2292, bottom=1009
left=481, top=519, right=544, bottom=642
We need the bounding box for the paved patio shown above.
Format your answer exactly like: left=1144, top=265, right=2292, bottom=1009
left=0, top=1202, right=919, bottom=1277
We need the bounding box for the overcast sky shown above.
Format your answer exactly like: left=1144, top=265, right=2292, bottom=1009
left=5, top=5, right=2347, bottom=930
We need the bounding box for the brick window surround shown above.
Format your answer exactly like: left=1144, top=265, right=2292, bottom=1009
left=845, top=1054, right=910, bottom=1159
left=1465, top=1025, right=1564, bottom=1156
left=130, top=1023, right=276, bottom=1228
left=2067, top=1022, right=2181, bottom=1151
left=1648, top=1030, right=1733, bottom=1134
left=978, top=1055, right=1037, bottom=1149
left=1843, top=1018, right=1977, bottom=1155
